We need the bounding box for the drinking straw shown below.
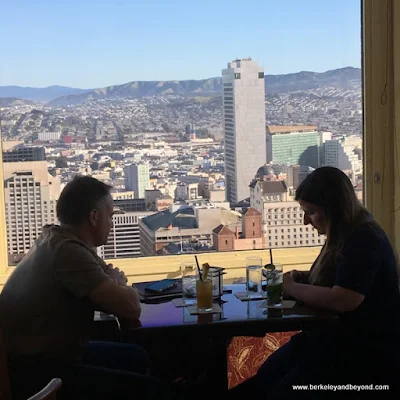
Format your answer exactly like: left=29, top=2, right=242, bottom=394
left=195, top=255, right=203, bottom=281
left=269, top=248, right=274, bottom=265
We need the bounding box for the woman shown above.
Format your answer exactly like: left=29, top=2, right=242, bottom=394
left=230, top=166, right=400, bottom=399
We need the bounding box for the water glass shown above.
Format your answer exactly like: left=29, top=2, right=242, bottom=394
left=246, top=300, right=264, bottom=319
left=265, top=263, right=283, bottom=306
left=246, top=256, right=263, bottom=298
left=181, top=262, right=197, bottom=304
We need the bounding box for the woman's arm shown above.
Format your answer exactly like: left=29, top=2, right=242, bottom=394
left=284, top=273, right=365, bottom=313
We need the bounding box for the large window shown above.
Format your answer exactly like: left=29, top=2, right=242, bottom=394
left=0, top=0, right=364, bottom=267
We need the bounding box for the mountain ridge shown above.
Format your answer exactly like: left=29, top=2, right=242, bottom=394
left=0, top=67, right=361, bottom=105
left=0, top=85, right=89, bottom=103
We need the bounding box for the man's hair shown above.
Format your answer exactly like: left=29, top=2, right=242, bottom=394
left=57, top=175, right=112, bottom=225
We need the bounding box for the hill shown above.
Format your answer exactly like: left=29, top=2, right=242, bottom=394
left=49, top=67, right=360, bottom=106
left=0, top=97, right=34, bottom=107
left=0, top=85, right=90, bottom=103
left=0, top=67, right=361, bottom=106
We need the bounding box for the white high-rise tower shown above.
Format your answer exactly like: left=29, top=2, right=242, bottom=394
left=222, top=58, right=267, bottom=204
left=3, top=161, right=61, bottom=258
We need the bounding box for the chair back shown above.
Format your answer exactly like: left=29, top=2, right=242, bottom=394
left=0, top=326, right=62, bottom=400
left=27, top=378, right=62, bottom=400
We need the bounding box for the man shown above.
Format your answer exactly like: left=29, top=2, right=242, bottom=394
left=0, top=176, right=171, bottom=400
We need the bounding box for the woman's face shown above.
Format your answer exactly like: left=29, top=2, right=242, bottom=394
left=299, top=200, right=328, bottom=235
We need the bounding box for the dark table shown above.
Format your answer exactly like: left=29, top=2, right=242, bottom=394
left=113, top=284, right=339, bottom=391
left=121, top=283, right=338, bottom=337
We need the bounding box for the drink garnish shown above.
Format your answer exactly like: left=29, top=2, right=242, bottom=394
left=202, top=263, right=210, bottom=280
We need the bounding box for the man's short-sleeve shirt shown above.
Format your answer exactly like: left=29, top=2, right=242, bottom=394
left=0, top=225, right=109, bottom=361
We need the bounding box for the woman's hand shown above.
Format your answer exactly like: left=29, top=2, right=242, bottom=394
left=288, top=269, right=311, bottom=284
left=289, top=270, right=303, bottom=282
left=283, top=271, right=297, bottom=297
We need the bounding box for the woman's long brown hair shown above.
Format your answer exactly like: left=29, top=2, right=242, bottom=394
left=295, top=167, right=392, bottom=286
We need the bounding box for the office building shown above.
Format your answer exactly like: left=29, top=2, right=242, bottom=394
left=222, top=58, right=267, bottom=204
left=4, top=161, right=61, bottom=257
left=139, top=205, right=241, bottom=256
left=266, top=126, right=329, bottom=168
left=124, top=163, right=150, bottom=199
left=250, top=179, right=324, bottom=248
left=38, top=131, right=61, bottom=142
left=324, top=139, right=363, bottom=178
left=113, top=198, right=146, bottom=213
left=111, top=191, right=134, bottom=201
left=97, top=211, right=153, bottom=259
left=3, top=146, right=46, bottom=163
left=286, top=165, right=314, bottom=189
left=174, top=183, right=199, bottom=201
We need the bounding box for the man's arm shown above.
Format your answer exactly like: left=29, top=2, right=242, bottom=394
left=54, top=241, right=141, bottom=320
left=89, top=279, right=141, bottom=320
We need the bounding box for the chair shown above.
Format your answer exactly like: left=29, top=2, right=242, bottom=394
left=0, top=327, right=62, bottom=400
left=27, top=378, right=62, bottom=400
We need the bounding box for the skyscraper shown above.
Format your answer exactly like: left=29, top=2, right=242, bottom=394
left=266, top=126, right=329, bottom=168
left=222, top=58, right=267, bottom=204
left=324, top=139, right=362, bottom=178
left=3, top=146, right=46, bottom=163
left=124, top=163, right=150, bottom=199
left=97, top=211, right=153, bottom=259
left=3, top=161, right=61, bottom=259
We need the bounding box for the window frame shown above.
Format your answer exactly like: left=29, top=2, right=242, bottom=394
left=363, top=0, right=400, bottom=255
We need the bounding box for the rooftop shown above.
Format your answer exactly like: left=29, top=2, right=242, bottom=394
left=141, top=207, right=198, bottom=231
left=244, top=207, right=261, bottom=217
left=267, top=125, right=318, bottom=135
left=213, top=224, right=234, bottom=236
left=249, top=180, right=288, bottom=194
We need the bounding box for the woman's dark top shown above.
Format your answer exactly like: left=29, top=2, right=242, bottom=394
left=306, top=220, right=400, bottom=357
left=337, top=222, right=400, bottom=338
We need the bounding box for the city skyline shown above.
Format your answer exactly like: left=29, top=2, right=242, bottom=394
left=1, top=0, right=361, bottom=88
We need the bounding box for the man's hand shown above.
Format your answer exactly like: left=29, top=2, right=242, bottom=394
left=104, top=264, right=128, bottom=286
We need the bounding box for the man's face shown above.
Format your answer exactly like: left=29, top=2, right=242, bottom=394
left=88, top=194, right=114, bottom=247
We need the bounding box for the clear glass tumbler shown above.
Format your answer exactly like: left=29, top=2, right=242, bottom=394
left=246, top=256, right=263, bottom=298
left=181, top=262, right=197, bottom=304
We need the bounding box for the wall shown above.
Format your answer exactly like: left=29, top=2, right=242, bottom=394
left=233, top=237, right=267, bottom=251
left=209, top=190, right=226, bottom=202
left=214, top=231, right=235, bottom=251
left=0, top=246, right=322, bottom=291
left=243, top=213, right=262, bottom=238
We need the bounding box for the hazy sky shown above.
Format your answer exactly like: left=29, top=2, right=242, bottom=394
left=0, top=0, right=361, bottom=88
